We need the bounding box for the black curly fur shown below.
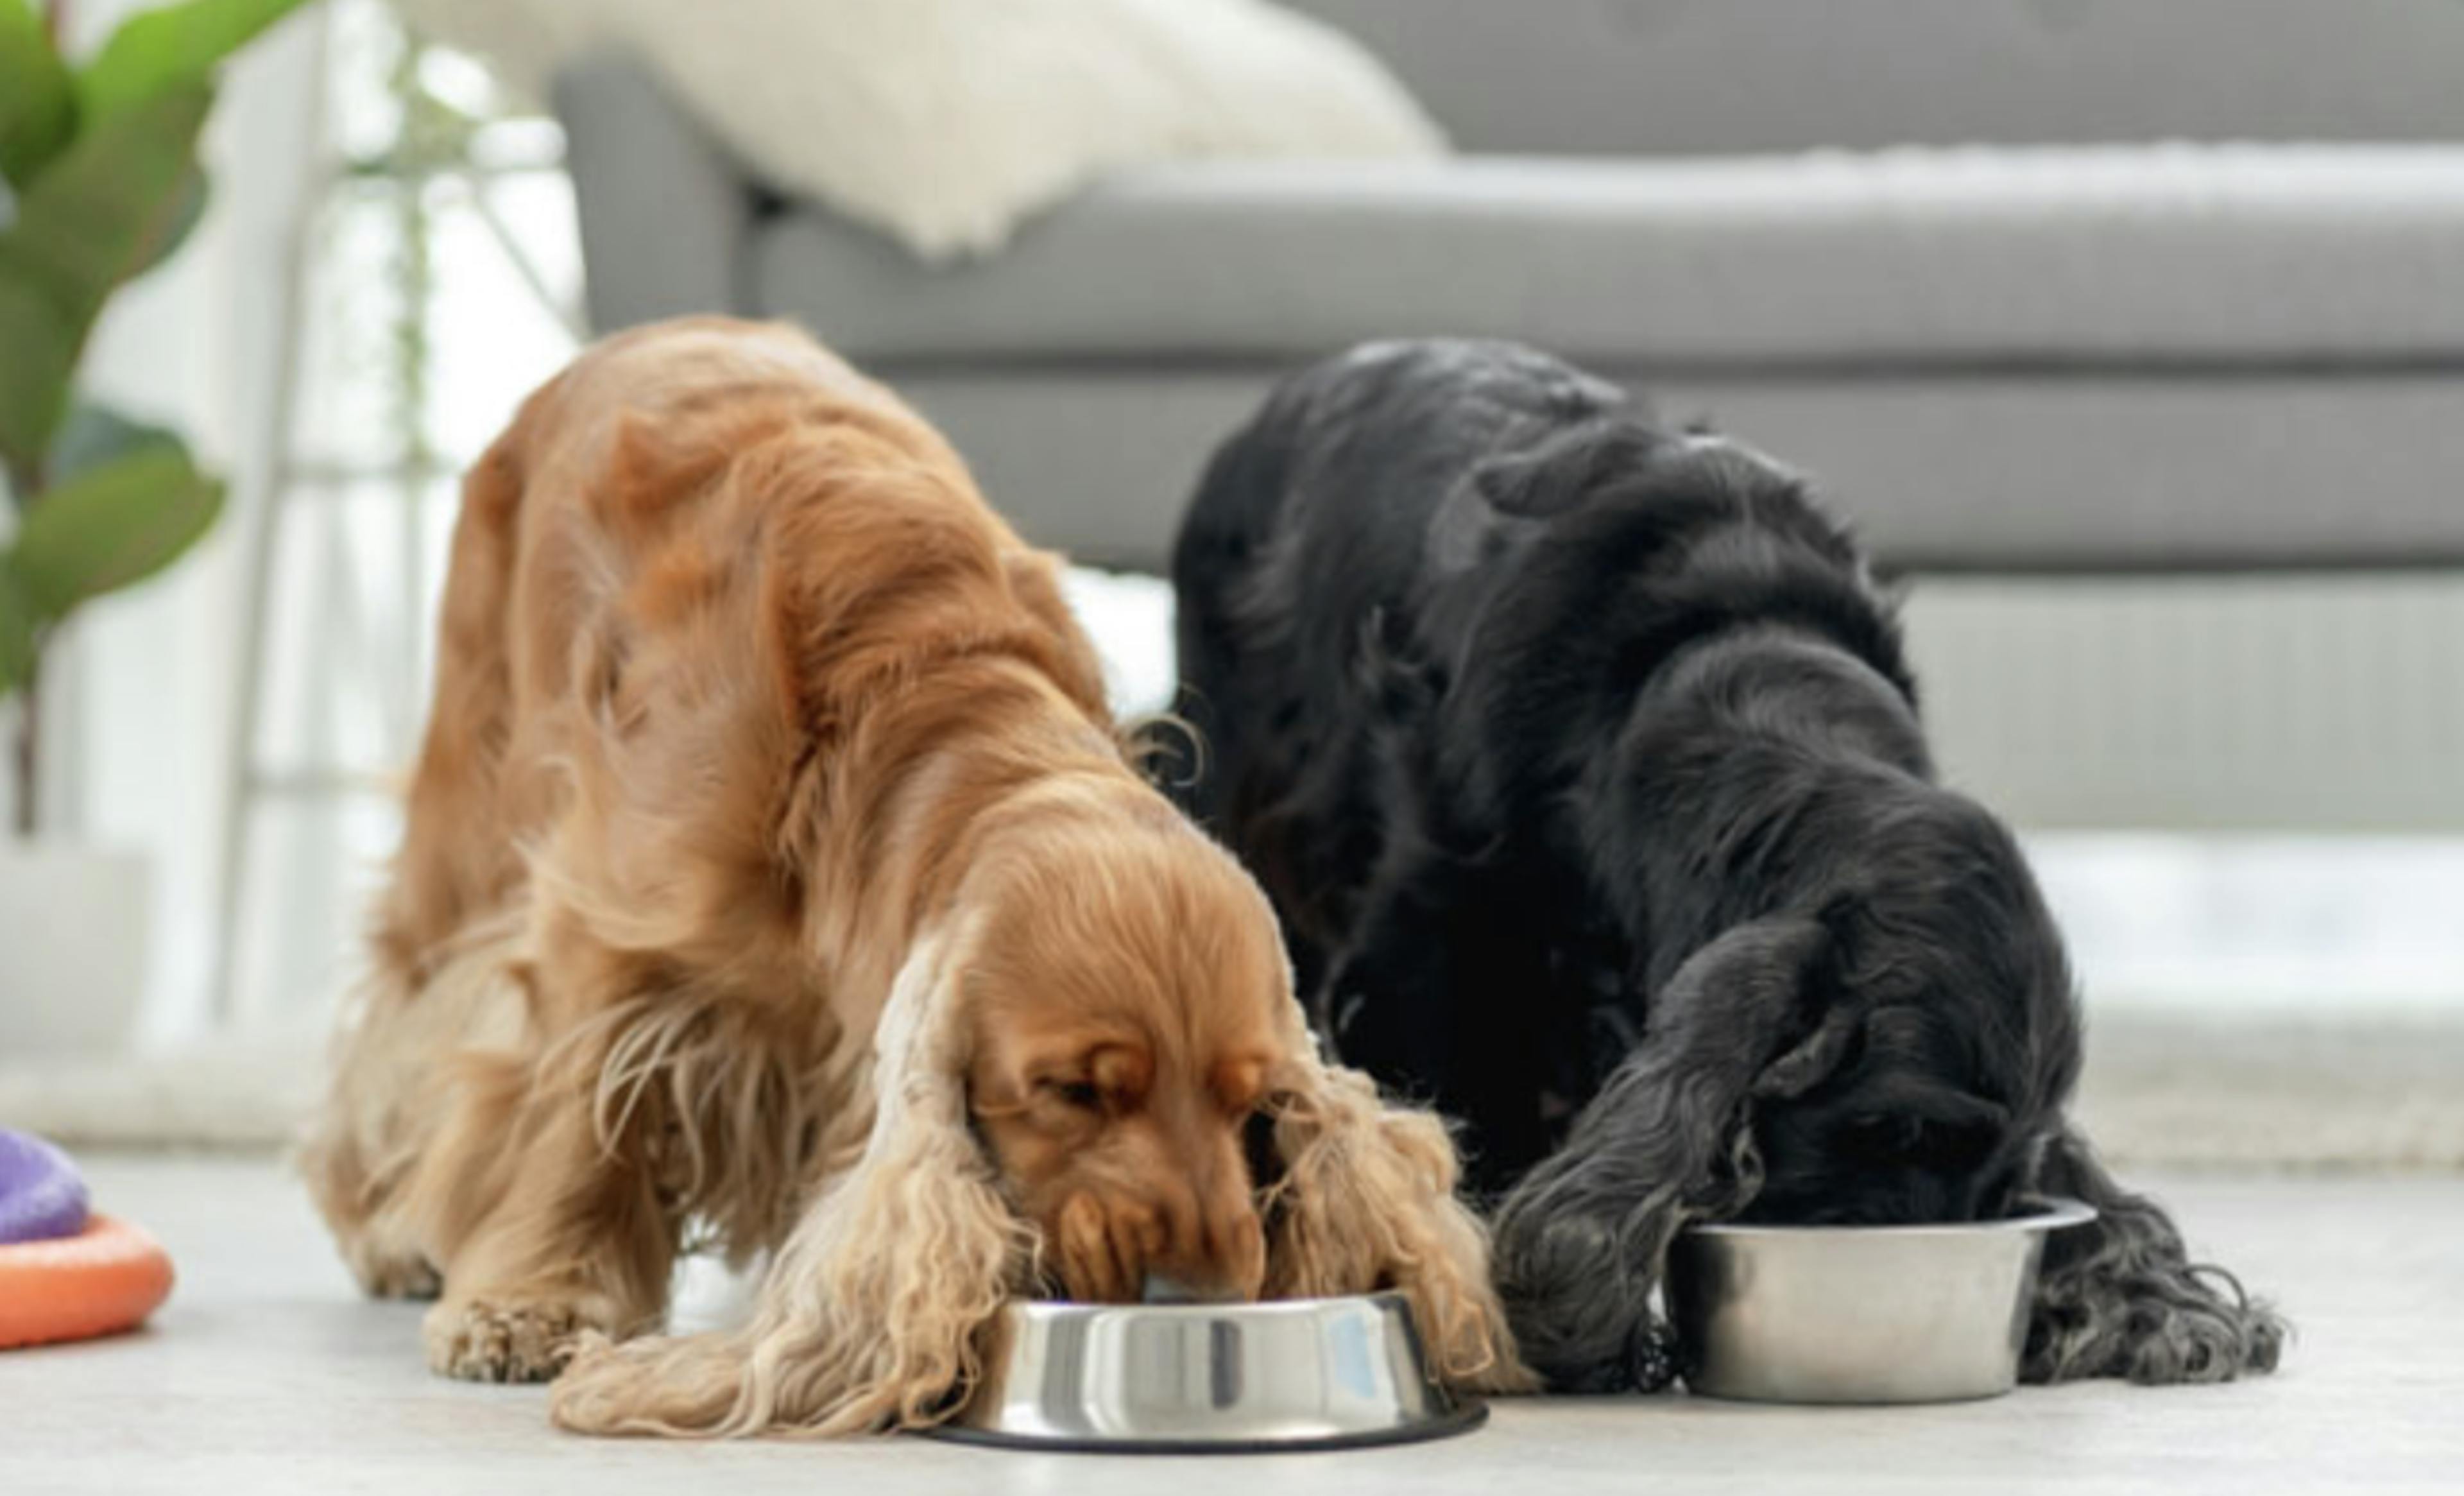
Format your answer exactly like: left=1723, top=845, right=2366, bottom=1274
left=1167, top=339, right=2284, bottom=1393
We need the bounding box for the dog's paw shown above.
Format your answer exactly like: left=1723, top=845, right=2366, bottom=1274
left=424, top=1296, right=592, bottom=1383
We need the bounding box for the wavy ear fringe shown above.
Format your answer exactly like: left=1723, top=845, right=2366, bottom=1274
left=1489, top=916, right=1832, bottom=1393
left=2022, top=1126, right=2286, bottom=1385
left=551, top=920, right=1032, bottom=1437
left=1260, top=1016, right=1536, bottom=1395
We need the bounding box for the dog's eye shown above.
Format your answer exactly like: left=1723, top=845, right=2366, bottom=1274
left=1049, top=1080, right=1103, bottom=1112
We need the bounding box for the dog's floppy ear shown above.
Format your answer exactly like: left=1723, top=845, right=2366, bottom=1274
left=2022, top=1126, right=2286, bottom=1384
left=1491, top=914, right=1844, bottom=1391
left=552, top=916, right=1030, bottom=1436
left=1254, top=1004, right=1537, bottom=1393
left=1471, top=420, right=1666, bottom=520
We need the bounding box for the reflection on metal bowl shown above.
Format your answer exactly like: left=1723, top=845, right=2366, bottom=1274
left=927, top=1290, right=1485, bottom=1452
left=1667, top=1196, right=2099, bottom=1404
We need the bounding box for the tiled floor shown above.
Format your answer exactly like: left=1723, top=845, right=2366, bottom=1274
left=2, top=1156, right=2456, bottom=1495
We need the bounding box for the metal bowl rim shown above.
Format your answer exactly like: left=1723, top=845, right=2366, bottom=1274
left=1680, top=1194, right=2098, bottom=1241
left=919, top=1397, right=1485, bottom=1455
left=992, top=1287, right=1414, bottom=1324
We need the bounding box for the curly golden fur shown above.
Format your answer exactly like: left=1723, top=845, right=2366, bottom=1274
left=298, top=318, right=1526, bottom=1438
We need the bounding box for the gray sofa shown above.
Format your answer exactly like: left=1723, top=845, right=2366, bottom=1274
left=555, top=0, right=2464, bottom=574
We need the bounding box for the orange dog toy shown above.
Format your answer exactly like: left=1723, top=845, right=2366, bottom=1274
left=0, top=1214, right=176, bottom=1349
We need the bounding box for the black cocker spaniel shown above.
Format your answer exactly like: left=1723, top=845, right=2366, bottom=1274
left=1168, top=338, right=2284, bottom=1394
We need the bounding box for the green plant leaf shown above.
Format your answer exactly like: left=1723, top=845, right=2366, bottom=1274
left=0, top=560, right=35, bottom=697
left=0, top=82, right=212, bottom=473
left=8, top=439, right=223, bottom=619
left=131, top=164, right=209, bottom=278
left=78, top=0, right=312, bottom=121
left=0, top=275, right=82, bottom=479
left=49, top=397, right=184, bottom=486
left=0, top=0, right=75, bottom=189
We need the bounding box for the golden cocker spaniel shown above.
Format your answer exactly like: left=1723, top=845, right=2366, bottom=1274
left=298, top=318, right=1527, bottom=1436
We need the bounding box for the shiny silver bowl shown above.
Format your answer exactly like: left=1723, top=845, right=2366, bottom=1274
left=1666, top=1196, right=2098, bottom=1404
left=926, top=1291, right=1485, bottom=1452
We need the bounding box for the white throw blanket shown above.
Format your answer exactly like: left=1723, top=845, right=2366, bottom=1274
left=395, top=0, right=1445, bottom=259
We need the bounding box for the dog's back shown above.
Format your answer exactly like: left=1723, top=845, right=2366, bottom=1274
left=1171, top=341, right=1637, bottom=969
left=386, top=318, right=1107, bottom=966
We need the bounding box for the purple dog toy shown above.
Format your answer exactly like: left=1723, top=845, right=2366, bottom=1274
left=0, top=1128, right=90, bottom=1245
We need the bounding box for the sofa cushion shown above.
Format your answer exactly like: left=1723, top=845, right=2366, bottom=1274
left=418, top=3, right=1444, bottom=260
left=750, top=144, right=2464, bottom=367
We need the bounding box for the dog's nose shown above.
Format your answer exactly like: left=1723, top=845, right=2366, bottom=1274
left=1139, top=1188, right=1263, bottom=1304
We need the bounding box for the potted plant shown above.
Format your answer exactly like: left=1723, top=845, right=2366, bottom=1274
left=1, top=0, right=309, bottom=1052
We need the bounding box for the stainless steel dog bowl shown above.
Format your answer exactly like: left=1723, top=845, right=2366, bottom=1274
left=1666, top=1196, right=2097, bottom=1404
left=927, top=1291, right=1485, bottom=1452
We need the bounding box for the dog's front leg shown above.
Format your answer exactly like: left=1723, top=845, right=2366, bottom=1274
left=421, top=1047, right=678, bottom=1384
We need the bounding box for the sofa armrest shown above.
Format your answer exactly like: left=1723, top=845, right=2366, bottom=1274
left=552, top=53, right=758, bottom=332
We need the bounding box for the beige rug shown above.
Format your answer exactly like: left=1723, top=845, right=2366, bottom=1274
left=2073, top=1008, right=2464, bottom=1170
left=0, top=1029, right=327, bottom=1152
left=4, top=1010, right=2458, bottom=1169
